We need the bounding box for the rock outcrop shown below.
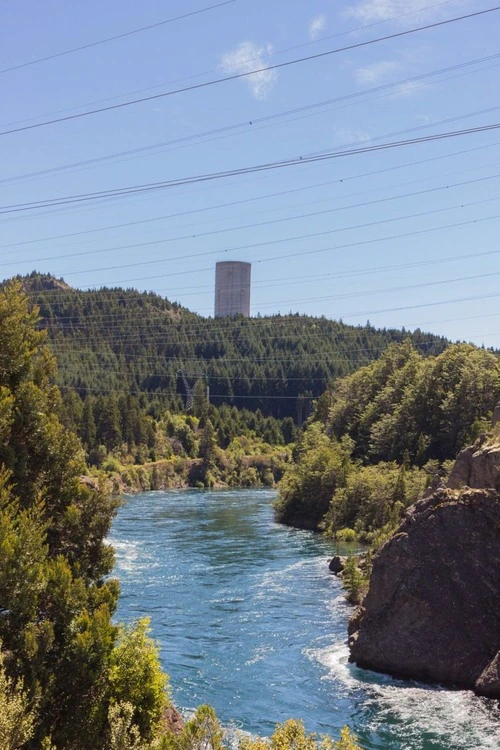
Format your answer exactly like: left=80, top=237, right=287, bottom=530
left=348, top=487, right=500, bottom=697
left=447, top=439, right=500, bottom=491
left=163, top=706, right=185, bottom=735
left=328, top=555, right=345, bottom=574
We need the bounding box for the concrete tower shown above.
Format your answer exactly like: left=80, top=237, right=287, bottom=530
left=214, top=261, right=251, bottom=318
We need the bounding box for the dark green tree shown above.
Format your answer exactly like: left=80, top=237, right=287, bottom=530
left=0, top=283, right=170, bottom=748
left=81, top=396, right=97, bottom=450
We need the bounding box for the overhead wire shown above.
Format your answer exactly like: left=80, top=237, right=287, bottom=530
left=18, top=216, right=500, bottom=307
left=5, top=137, right=500, bottom=249
left=40, top=268, right=500, bottom=336
left=5, top=171, right=500, bottom=268
left=3, top=123, right=500, bottom=215
left=1, top=6, right=498, bottom=138
left=14, top=192, right=500, bottom=280
left=0, top=0, right=463, bottom=131
left=49, top=330, right=500, bottom=385
left=4, top=5, right=498, bottom=388
left=0, top=1, right=236, bottom=75
left=42, top=289, right=500, bottom=347
left=3, top=52, right=499, bottom=188
left=5, top=131, right=500, bottom=229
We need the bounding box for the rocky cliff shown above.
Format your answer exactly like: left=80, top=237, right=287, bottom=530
left=348, top=486, right=500, bottom=697
left=447, top=438, right=500, bottom=491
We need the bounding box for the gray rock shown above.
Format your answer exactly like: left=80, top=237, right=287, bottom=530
left=475, top=650, right=500, bottom=698
left=348, top=488, right=500, bottom=697
left=492, top=402, right=500, bottom=427
left=447, top=441, right=500, bottom=492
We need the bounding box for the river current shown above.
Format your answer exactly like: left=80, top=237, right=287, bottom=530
left=110, top=488, right=499, bottom=749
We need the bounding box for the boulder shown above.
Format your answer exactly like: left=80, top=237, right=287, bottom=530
left=348, top=488, right=500, bottom=696
left=447, top=440, right=500, bottom=491
left=446, top=446, right=474, bottom=489
left=475, top=651, right=500, bottom=698
left=163, top=705, right=185, bottom=735
left=422, top=472, right=446, bottom=499
left=492, top=402, right=500, bottom=427
left=328, top=555, right=345, bottom=574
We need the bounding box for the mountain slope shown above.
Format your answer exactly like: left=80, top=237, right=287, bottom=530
left=14, top=272, right=452, bottom=418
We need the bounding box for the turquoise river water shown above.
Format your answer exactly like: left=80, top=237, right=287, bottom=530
left=110, top=489, right=499, bottom=749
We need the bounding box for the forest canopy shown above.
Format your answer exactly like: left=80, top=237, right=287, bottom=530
left=276, top=342, right=500, bottom=537
left=10, top=272, right=451, bottom=420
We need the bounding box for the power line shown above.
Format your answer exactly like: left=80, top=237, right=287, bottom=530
left=1, top=6, right=498, bottom=138
left=50, top=330, right=500, bottom=383
left=20, top=194, right=500, bottom=277
left=1, top=0, right=462, bottom=132
left=46, top=337, right=449, bottom=359
left=6, top=134, right=500, bottom=228
left=35, top=261, right=500, bottom=344
left=24, top=242, right=500, bottom=303
left=46, top=344, right=452, bottom=367
left=3, top=123, right=500, bottom=214
left=56, top=386, right=320, bottom=400
left=4, top=52, right=499, bottom=187
left=0, top=1, right=236, bottom=75
left=40, top=268, right=500, bottom=332
left=5, top=138, right=500, bottom=250
left=43, top=289, right=500, bottom=331
left=17, top=216, right=500, bottom=306
left=7, top=172, right=500, bottom=268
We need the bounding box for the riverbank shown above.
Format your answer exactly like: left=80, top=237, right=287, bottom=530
left=87, top=447, right=291, bottom=494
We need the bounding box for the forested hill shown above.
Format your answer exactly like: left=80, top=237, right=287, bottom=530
left=14, top=272, right=452, bottom=418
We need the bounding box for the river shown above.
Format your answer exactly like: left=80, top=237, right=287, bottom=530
left=110, top=488, right=499, bottom=749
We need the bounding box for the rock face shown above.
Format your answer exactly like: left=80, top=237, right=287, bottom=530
left=348, top=488, right=500, bottom=696
left=163, top=706, right=185, bottom=735
left=447, top=439, right=500, bottom=491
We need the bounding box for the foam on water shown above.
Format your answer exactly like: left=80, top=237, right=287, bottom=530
left=110, top=537, right=160, bottom=578
left=308, top=642, right=500, bottom=749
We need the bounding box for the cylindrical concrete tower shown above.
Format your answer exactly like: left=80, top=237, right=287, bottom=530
left=214, top=261, right=251, bottom=318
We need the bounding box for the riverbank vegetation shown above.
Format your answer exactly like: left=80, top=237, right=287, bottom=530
left=276, top=341, right=500, bottom=543
left=61, top=394, right=295, bottom=491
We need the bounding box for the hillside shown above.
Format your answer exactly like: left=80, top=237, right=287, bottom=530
left=275, top=342, right=500, bottom=537
left=13, top=272, right=451, bottom=420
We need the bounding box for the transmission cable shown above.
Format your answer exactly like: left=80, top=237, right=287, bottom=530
left=0, top=2, right=236, bottom=75
left=3, top=122, right=500, bottom=214
left=1, top=6, right=498, bottom=137
left=4, top=52, right=499, bottom=187
left=6, top=172, right=500, bottom=267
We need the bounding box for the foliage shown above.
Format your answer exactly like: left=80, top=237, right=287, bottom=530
left=0, top=283, right=173, bottom=749
left=324, top=463, right=427, bottom=542
left=59, top=393, right=296, bottom=480
left=107, top=702, right=146, bottom=750
left=0, top=643, right=36, bottom=750
left=342, top=558, right=366, bottom=606
left=14, top=272, right=449, bottom=421
left=274, top=424, right=352, bottom=528
left=109, top=619, right=169, bottom=742
left=239, top=720, right=362, bottom=750
left=326, top=342, right=500, bottom=463
left=276, top=342, right=500, bottom=536
left=160, top=705, right=224, bottom=750
left=334, top=727, right=363, bottom=750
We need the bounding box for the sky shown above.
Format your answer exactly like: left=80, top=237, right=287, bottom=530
left=1, top=0, right=500, bottom=346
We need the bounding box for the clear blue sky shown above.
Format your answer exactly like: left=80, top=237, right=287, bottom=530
left=1, top=0, right=500, bottom=346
